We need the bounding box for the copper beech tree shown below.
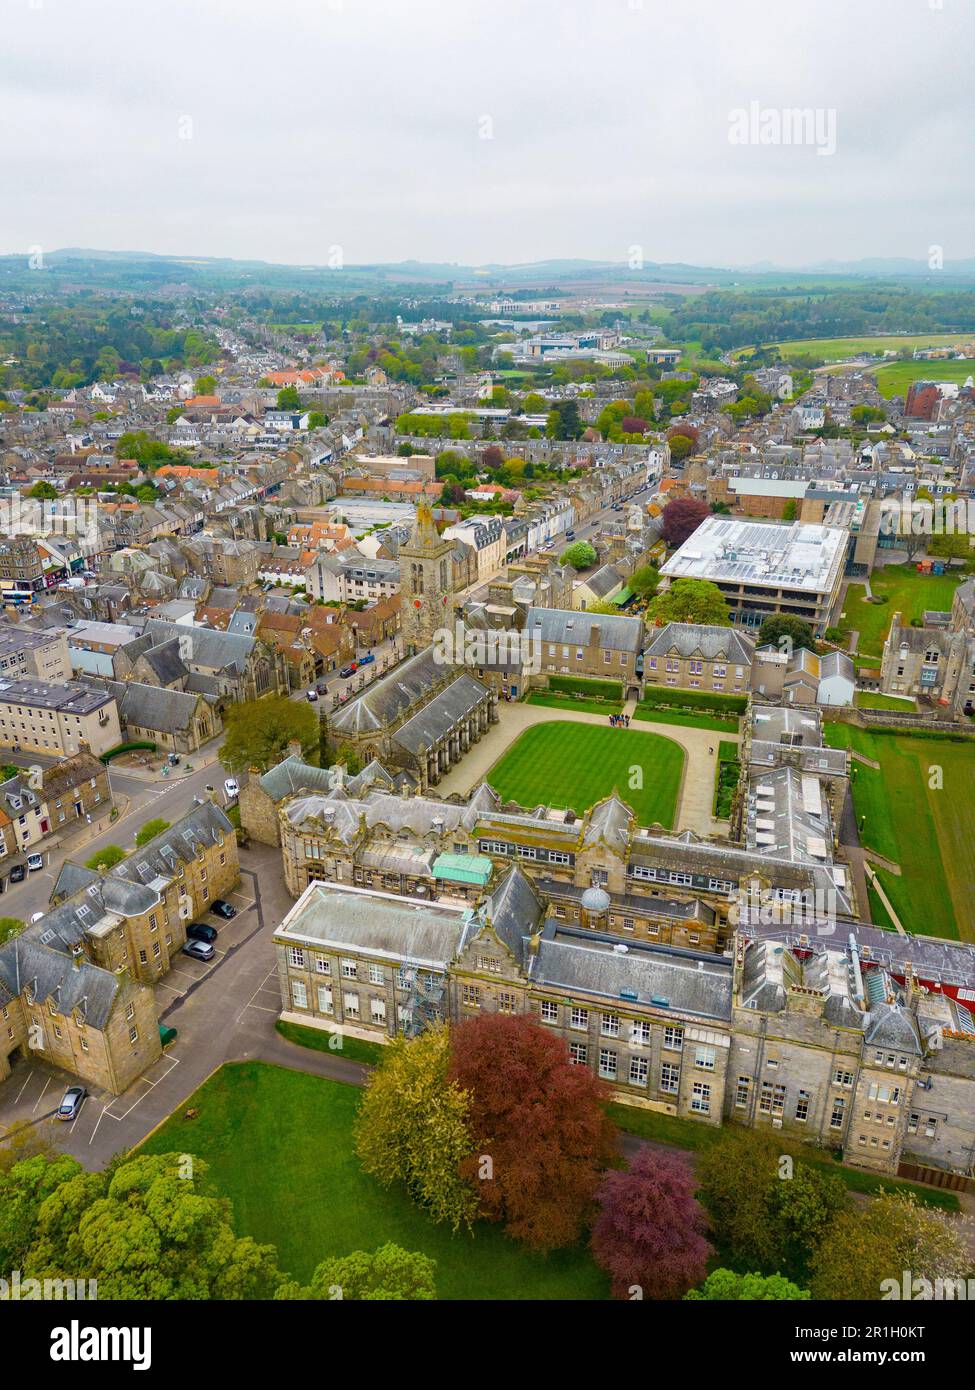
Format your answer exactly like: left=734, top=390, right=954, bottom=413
left=591, top=1148, right=710, bottom=1300
left=449, top=1014, right=617, bottom=1252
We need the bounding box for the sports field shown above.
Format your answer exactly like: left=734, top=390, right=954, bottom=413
left=838, top=564, right=961, bottom=660
left=874, top=359, right=975, bottom=400
left=824, top=723, right=975, bottom=940
left=486, top=721, right=684, bottom=827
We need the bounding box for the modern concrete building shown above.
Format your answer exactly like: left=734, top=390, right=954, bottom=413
left=660, top=517, right=848, bottom=634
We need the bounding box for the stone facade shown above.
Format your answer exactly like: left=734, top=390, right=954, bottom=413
left=49, top=799, right=240, bottom=986
left=273, top=871, right=975, bottom=1173
left=398, top=502, right=457, bottom=655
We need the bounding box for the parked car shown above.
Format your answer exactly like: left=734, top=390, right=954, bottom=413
left=306, top=688, right=318, bottom=702
left=26, top=853, right=43, bottom=872
left=167, top=752, right=181, bottom=766
left=182, top=939, right=215, bottom=962
left=339, top=664, right=357, bottom=678
left=223, top=778, right=239, bottom=800
left=8, top=864, right=25, bottom=883
left=316, top=682, right=329, bottom=695
left=57, top=1086, right=87, bottom=1122
left=186, top=922, right=218, bottom=945
left=358, top=652, right=375, bottom=666
left=211, top=899, right=237, bottom=920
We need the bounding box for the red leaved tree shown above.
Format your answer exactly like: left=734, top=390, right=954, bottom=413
left=449, top=1014, right=617, bottom=1252
left=591, top=1148, right=711, bottom=1299
left=621, top=416, right=649, bottom=436
left=660, top=495, right=710, bottom=548
left=667, top=423, right=700, bottom=453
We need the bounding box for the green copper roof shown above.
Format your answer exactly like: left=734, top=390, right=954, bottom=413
left=432, top=853, right=493, bottom=885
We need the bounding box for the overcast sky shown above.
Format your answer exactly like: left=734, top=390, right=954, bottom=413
left=2, top=0, right=972, bottom=270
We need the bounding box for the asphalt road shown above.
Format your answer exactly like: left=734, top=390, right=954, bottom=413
left=0, top=757, right=230, bottom=920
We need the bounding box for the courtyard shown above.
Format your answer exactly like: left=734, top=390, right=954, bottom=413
left=486, top=721, right=685, bottom=828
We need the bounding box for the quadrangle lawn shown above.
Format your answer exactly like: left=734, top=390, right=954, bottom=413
left=486, top=721, right=684, bottom=827
left=824, top=723, right=975, bottom=940
left=139, top=1061, right=608, bottom=1300
left=839, top=565, right=962, bottom=660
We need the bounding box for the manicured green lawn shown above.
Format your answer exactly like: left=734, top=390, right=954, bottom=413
left=633, top=707, right=740, bottom=734
left=275, top=1019, right=384, bottom=1066
left=854, top=691, right=917, bottom=712
left=824, top=723, right=975, bottom=940
left=140, top=1062, right=609, bottom=1299
left=487, top=722, right=684, bottom=827
left=525, top=691, right=623, bottom=716
left=839, top=565, right=961, bottom=659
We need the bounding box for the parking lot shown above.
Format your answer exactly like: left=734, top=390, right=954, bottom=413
left=153, top=882, right=258, bottom=1010
left=0, top=843, right=316, bottom=1165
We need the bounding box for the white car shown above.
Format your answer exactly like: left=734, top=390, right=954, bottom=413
left=224, top=778, right=239, bottom=801
left=26, top=853, right=44, bottom=872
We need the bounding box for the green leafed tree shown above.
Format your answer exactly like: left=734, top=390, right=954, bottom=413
left=756, top=614, right=816, bottom=653
left=219, top=694, right=319, bottom=775
left=277, top=1244, right=437, bottom=1301
left=0, top=1152, right=283, bottom=1299
left=559, top=540, right=597, bottom=570
left=134, top=818, right=171, bottom=847
left=276, top=385, right=301, bottom=410
left=686, top=1268, right=811, bottom=1300
left=808, top=1191, right=972, bottom=1301
left=647, top=578, right=731, bottom=626
left=85, top=845, right=126, bottom=871
left=354, top=1025, right=480, bottom=1232
left=696, top=1127, right=847, bottom=1283
left=629, top=565, right=660, bottom=600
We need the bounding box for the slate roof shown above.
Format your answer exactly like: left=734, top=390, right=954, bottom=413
left=583, top=795, right=635, bottom=853
left=478, top=864, right=544, bottom=963
left=82, top=678, right=209, bottom=735
left=330, top=646, right=454, bottom=735
left=138, top=638, right=188, bottom=687
left=144, top=618, right=257, bottom=674
left=531, top=924, right=733, bottom=1022
left=643, top=622, right=755, bottom=664
left=0, top=936, right=120, bottom=1028
left=392, top=673, right=490, bottom=756
left=525, top=605, right=643, bottom=653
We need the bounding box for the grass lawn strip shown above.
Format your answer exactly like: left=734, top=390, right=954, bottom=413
left=487, top=721, right=684, bottom=828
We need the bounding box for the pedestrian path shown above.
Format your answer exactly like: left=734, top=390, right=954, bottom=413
left=434, top=701, right=734, bottom=837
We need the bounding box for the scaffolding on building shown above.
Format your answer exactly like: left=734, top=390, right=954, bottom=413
left=399, top=960, right=446, bottom=1038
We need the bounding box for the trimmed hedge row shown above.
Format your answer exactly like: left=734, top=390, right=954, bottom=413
left=638, top=686, right=747, bottom=714
left=548, top=675, right=624, bottom=701
left=100, top=741, right=157, bottom=763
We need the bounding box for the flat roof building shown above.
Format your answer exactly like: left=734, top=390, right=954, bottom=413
left=660, top=517, right=849, bottom=633
left=0, top=678, right=121, bottom=756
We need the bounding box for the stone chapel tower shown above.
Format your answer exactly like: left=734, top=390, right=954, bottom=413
left=399, top=499, right=455, bottom=654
